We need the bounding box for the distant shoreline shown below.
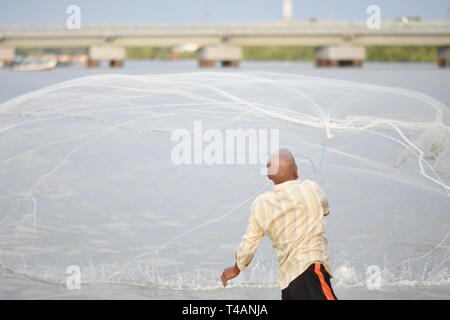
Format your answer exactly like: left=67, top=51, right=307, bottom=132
left=15, top=46, right=440, bottom=63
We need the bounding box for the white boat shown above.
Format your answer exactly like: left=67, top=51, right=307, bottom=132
left=13, top=58, right=58, bottom=71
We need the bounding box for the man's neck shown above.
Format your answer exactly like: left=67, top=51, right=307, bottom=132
left=274, top=178, right=298, bottom=185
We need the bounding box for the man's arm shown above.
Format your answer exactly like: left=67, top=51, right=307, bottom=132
left=235, top=200, right=265, bottom=270
left=311, top=181, right=330, bottom=216
left=221, top=198, right=265, bottom=287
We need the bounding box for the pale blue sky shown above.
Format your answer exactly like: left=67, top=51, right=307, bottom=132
left=0, top=0, right=449, bottom=24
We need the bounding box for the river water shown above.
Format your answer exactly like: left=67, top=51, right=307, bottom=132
left=0, top=61, right=449, bottom=299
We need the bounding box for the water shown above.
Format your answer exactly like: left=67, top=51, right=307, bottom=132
left=0, top=61, right=449, bottom=299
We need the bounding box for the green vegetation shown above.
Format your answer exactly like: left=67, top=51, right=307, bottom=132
left=243, top=46, right=438, bottom=62
left=127, top=45, right=438, bottom=62
left=16, top=47, right=88, bottom=56
left=16, top=46, right=439, bottom=63
left=242, top=46, right=315, bottom=61
left=127, top=46, right=316, bottom=61
left=126, top=47, right=195, bottom=60
left=127, top=47, right=171, bottom=60
left=366, top=46, right=437, bottom=62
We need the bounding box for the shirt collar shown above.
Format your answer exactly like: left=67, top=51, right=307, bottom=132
left=272, top=179, right=300, bottom=192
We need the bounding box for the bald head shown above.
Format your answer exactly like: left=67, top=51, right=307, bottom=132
left=267, top=149, right=299, bottom=185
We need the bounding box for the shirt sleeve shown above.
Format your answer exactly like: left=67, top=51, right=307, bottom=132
left=311, top=181, right=330, bottom=216
left=234, top=197, right=265, bottom=271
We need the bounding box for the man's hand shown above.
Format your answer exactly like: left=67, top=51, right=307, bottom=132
left=221, top=263, right=240, bottom=287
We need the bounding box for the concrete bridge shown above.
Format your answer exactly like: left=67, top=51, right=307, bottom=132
left=1, top=21, right=450, bottom=68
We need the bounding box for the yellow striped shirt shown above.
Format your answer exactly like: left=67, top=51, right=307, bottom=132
left=235, top=179, right=331, bottom=290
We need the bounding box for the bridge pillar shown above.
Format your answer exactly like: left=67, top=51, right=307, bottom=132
left=0, top=47, right=15, bottom=68
left=315, top=46, right=366, bottom=67
left=198, top=46, right=241, bottom=68
left=438, top=46, right=450, bottom=68
left=88, top=46, right=126, bottom=68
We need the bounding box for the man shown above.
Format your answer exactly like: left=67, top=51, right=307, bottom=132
left=220, top=149, right=337, bottom=300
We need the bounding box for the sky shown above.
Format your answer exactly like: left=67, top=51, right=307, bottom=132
left=0, top=0, right=449, bottom=24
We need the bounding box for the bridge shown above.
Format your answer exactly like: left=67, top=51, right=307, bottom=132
left=1, top=21, right=450, bottom=67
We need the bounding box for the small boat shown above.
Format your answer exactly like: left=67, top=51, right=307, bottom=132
left=13, top=57, right=58, bottom=71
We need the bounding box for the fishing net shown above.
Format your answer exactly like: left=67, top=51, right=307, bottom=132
left=0, top=72, right=449, bottom=289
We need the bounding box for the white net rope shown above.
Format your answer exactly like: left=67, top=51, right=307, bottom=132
left=0, top=72, right=449, bottom=289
